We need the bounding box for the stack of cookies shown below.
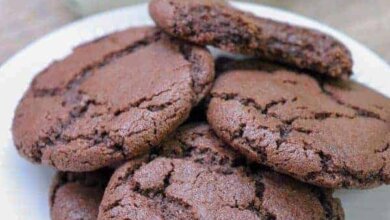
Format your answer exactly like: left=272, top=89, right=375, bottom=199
left=12, top=0, right=389, bottom=219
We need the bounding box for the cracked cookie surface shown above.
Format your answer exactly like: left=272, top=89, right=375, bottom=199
left=207, top=58, right=390, bottom=188
left=12, top=27, right=215, bottom=171
left=50, top=169, right=112, bottom=220
left=98, top=124, right=344, bottom=220
left=149, top=0, right=352, bottom=78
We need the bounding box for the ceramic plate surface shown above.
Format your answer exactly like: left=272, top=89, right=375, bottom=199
left=0, top=2, right=389, bottom=219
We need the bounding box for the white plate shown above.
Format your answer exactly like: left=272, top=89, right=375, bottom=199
left=0, top=2, right=389, bottom=220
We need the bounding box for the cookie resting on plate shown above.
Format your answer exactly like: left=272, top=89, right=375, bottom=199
left=149, top=0, right=353, bottom=78
left=98, top=124, right=344, bottom=220
left=12, top=27, right=215, bottom=172
left=207, top=58, right=390, bottom=189
left=50, top=169, right=112, bottom=220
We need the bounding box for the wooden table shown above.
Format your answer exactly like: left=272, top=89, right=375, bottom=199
left=1, top=0, right=389, bottom=64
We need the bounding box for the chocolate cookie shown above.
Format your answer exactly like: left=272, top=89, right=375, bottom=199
left=207, top=58, right=390, bottom=188
left=149, top=0, right=353, bottom=78
left=50, top=169, right=111, bottom=220
left=98, top=124, right=344, bottom=219
left=12, top=27, right=214, bottom=171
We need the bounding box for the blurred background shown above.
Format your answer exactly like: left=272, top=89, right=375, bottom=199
left=0, top=0, right=389, bottom=64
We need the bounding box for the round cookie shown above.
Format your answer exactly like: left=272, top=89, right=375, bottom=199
left=50, top=170, right=111, bottom=220
left=98, top=124, right=344, bottom=220
left=207, top=58, right=390, bottom=188
left=149, top=0, right=352, bottom=78
left=12, top=27, right=215, bottom=171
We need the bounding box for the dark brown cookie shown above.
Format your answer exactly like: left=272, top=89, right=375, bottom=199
left=50, top=169, right=112, bottom=220
left=207, top=58, right=390, bottom=188
left=12, top=27, right=215, bottom=171
left=149, top=0, right=353, bottom=78
left=98, top=124, right=344, bottom=220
